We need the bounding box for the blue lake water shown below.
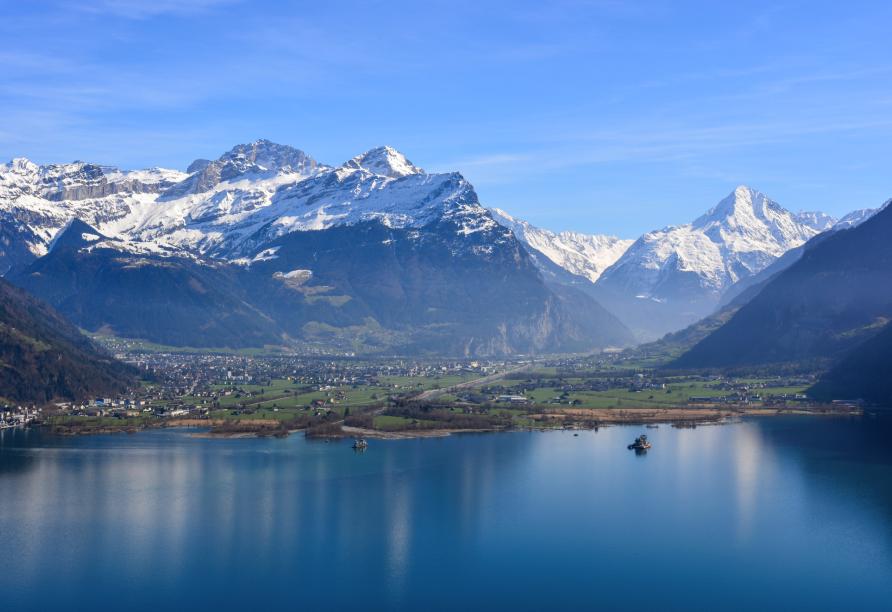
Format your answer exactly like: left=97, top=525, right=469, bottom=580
left=2, top=417, right=892, bottom=611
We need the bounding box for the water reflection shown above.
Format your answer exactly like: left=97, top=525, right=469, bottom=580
left=2, top=420, right=892, bottom=610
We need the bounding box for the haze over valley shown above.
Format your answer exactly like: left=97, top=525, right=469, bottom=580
left=3, top=3, right=892, bottom=610
left=1, top=141, right=884, bottom=360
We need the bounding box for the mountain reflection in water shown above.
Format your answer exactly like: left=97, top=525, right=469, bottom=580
left=1, top=417, right=892, bottom=610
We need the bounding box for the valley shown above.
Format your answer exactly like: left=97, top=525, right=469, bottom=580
left=5, top=4, right=892, bottom=610
left=0, top=141, right=889, bottom=429
left=39, top=349, right=860, bottom=440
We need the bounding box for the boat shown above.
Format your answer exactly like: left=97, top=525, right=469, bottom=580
left=627, top=434, right=652, bottom=451
left=352, top=438, right=368, bottom=450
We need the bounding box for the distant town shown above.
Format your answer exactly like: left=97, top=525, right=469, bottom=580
left=2, top=346, right=862, bottom=439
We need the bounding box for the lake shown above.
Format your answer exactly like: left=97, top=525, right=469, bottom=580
left=2, top=416, right=892, bottom=610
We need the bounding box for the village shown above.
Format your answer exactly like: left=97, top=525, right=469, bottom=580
left=0, top=406, right=41, bottom=429
left=33, top=354, right=512, bottom=424
left=0, top=347, right=855, bottom=439
left=0, top=346, right=856, bottom=436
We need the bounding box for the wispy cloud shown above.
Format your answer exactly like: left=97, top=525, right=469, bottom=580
left=1, top=0, right=891, bottom=236
left=72, top=0, right=241, bottom=19
left=436, top=111, right=892, bottom=186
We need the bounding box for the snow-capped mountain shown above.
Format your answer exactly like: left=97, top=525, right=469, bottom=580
left=119, top=145, right=500, bottom=259
left=0, top=141, right=501, bottom=263
left=489, top=208, right=632, bottom=284
left=159, top=139, right=326, bottom=200
left=0, top=157, right=187, bottom=271
left=718, top=198, right=887, bottom=310
left=833, top=205, right=883, bottom=229
left=795, top=205, right=886, bottom=232
left=593, top=186, right=826, bottom=339
left=3, top=141, right=878, bottom=352
left=674, top=201, right=892, bottom=369
left=599, top=186, right=819, bottom=298
left=795, top=210, right=837, bottom=232
left=3, top=140, right=633, bottom=355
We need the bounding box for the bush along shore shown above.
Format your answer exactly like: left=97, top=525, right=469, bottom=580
left=41, top=396, right=862, bottom=440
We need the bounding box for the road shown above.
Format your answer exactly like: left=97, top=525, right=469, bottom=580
left=414, top=362, right=535, bottom=401
left=329, top=362, right=535, bottom=433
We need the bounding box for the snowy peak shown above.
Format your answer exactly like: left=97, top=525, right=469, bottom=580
left=163, top=140, right=326, bottom=199
left=187, top=158, right=212, bottom=173
left=6, top=157, right=39, bottom=175
left=100, top=166, right=187, bottom=188
left=795, top=210, right=837, bottom=232
left=490, top=207, right=633, bottom=283
left=0, top=155, right=186, bottom=203
left=102, top=142, right=498, bottom=259
left=239, top=165, right=496, bottom=253
left=694, top=185, right=780, bottom=228
left=488, top=207, right=525, bottom=237
left=33, top=161, right=108, bottom=201
left=833, top=203, right=886, bottom=229
left=0, top=158, right=40, bottom=197
left=219, top=139, right=324, bottom=175
left=598, top=186, right=824, bottom=304
left=342, top=146, right=423, bottom=178
left=690, top=185, right=817, bottom=260
left=693, top=186, right=839, bottom=248
left=590, top=185, right=845, bottom=339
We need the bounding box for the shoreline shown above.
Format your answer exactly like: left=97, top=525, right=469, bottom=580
left=40, top=405, right=862, bottom=439
left=341, top=425, right=500, bottom=439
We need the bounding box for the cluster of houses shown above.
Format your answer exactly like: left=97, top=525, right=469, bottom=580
left=0, top=407, right=41, bottom=429
left=123, top=353, right=502, bottom=392
left=53, top=397, right=154, bottom=418
left=37, top=353, right=512, bottom=420
left=686, top=378, right=816, bottom=406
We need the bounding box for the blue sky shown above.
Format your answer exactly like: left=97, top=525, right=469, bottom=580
left=2, top=0, right=891, bottom=236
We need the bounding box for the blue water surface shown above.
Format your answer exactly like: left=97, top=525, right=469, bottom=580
left=1, top=416, right=891, bottom=611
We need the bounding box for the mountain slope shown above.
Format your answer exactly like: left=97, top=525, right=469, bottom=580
left=489, top=208, right=632, bottom=284
left=0, top=276, right=135, bottom=403
left=7, top=142, right=633, bottom=355
left=672, top=201, right=892, bottom=369
left=0, top=157, right=186, bottom=273
left=794, top=211, right=837, bottom=232
left=625, top=277, right=772, bottom=366
left=809, top=323, right=892, bottom=405
left=593, top=186, right=823, bottom=340
left=13, top=220, right=293, bottom=349
left=15, top=219, right=634, bottom=355
left=243, top=220, right=634, bottom=354
left=718, top=205, right=883, bottom=308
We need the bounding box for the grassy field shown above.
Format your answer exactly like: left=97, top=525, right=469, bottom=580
left=48, top=372, right=814, bottom=437
left=45, top=415, right=161, bottom=434
left=373, top=415, right=438, bottom=430
left=497, top=377, right=810, bottom=409
left=377, top=373, right=480, bottom=391
left=200, top=380, right=389, bottom=411
left=88, top=333, right=290, bottom=356
left=209, top=407, right=306, bottom=421
left=199, top=373, right=481, bottom=410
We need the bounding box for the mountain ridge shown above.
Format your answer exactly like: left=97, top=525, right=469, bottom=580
left=489, top=207, right=633, bottom=284
left=4, top=141, right=634, bottom=356
left=0, top=275, right=136, bottom=403
left=3, top=141, right=877, bottom=355
left=672, top=201, right=892, bottom=369
left=590, top=185, right=834, bottom=340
